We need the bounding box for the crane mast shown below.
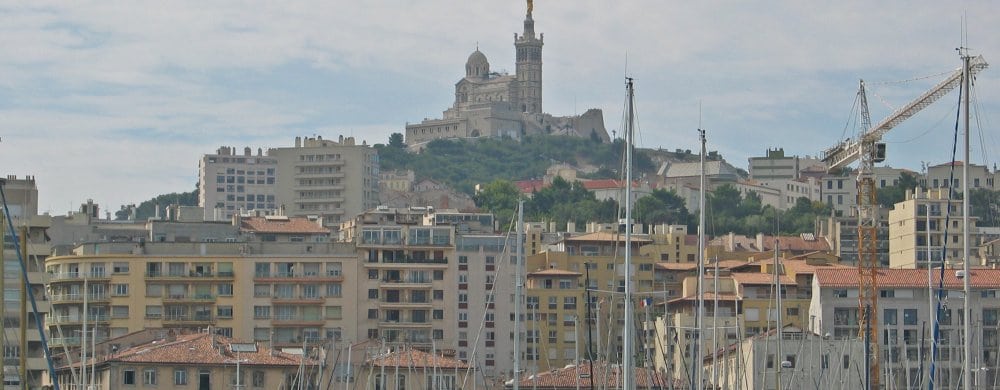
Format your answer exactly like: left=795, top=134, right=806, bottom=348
left=855, top=80, right=880, bottom=390
left=821, top=56, right=989, bottom=390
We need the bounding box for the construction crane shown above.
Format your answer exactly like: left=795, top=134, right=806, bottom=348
left=821, top=55, right=988, bottom=390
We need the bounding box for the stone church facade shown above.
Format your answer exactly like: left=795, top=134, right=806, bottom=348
left=405, top=2, right=609, bottom=147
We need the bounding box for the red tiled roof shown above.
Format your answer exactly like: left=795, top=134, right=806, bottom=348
left=684, top=234, right=699, bottom=246
left=528, top=269, right=583, bottom=277
left=515, top=179, right=547, bottom=193
left=654, top=260, right=748, bottom=271
left=108, top=333, right=313, bottom=367
left=815, top=268, right=1000, bottom=289
left=240, top=216, right=329, bottom=234
left=367, top=348, right=468, bottom=369
left=508, top=361, right=679, bottom=389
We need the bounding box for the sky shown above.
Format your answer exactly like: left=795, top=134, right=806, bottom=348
left=2, top=1, right=999, bottom=216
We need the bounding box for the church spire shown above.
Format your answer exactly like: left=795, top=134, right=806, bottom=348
left=522, top=0, right=536, bottom=39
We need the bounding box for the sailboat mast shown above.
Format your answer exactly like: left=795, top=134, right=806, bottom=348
left=622, top=76, right=635, bottom=390
left=961, top=51, right=972, bottom=390
left=694, top=129, right=706, bottom=390
left=514, top=201, right=524, bottom=390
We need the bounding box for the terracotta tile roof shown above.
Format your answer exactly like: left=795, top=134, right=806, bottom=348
left=367, top=348, right=469, bottom=369
left=759, top=235, right=830, bottom=252
left=507, top=361, right=679, bottom=389
left=240, top=216, right=329, bottom=234
left=107, top=333, right=313, bottom=367
left=731, top=272, right=796, bottom=286
left=564, top=231, right=652, bottom=243
left=515, top=179, right=547, bottom=194
left=815, top=268, right=1000, bottom=289
left=684, top=234, right=699, bottom=246
left=528, top=269, right=583, bottom=277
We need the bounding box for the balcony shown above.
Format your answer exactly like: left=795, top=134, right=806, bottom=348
left=162, top=314, right=216, bottom=325
left=378, top=319, right=433, bottom=328
left=379, top=298, right=433, bottom=308
left=254, top=271, right=343, bottom=283
left=369, top=257, right=448, bottom=267
left=48, top=272, right=110, bottom=283
left=271, top=315, right=325, bottom=326
left=50, top=293, right=110, bottom=304
left=271, top=295, right=325, bottom=304
left=48, top=314, right=110, bottom=325
left=379, top=278, right=433, bottom=288
left=163, top=294, right=216, bottom=303
left=48, top=337, right=81, bottom=348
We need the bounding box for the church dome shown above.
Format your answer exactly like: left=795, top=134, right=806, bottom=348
left=465, top=49, right=490, bottom=78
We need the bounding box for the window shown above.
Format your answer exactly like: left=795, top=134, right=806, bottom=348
left=884, top=309, right=898, bottom=325
left=254, top=306, right=271, bottom=319
left=434, top=310, right=444, bottom=320
left=326, top=306, right=342, bottom=319
left=433, top=270, right=444, bottom=280
left=433, top=329, right=444, bottom=340
left=112, top=306, right=129, bottom=318
left=433, top=290, right=444, bottom=300
left=368, top=289, right=379, bottom=299
left=833, top=289, right=848, bottom=298
left=123, top=368, right=136, bottom=385
left=904, top=309, right=918, bottom=325
left=145, top=305, right=162, bottom=319
left=368, top=309, right=378, bottom=319
left=368, top=269, right=379, bottom=279
left=327, top=283, right=343, bottom=297
left=174, top=369, right=187, bottom=385
left=113, top=262, right=130, bottom=274
left=252, top=370, right=265, bottom=387
left=880, top=289, right=895, bottom=298
left=218, top=283, right=233, bottom=296
left=143, top=368, right=157, bottom=385
left=218, top=306, right=233, bottom=318
left=113, top=284, right=129, bottom=296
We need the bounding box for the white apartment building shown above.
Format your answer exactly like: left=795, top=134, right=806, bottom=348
left=888, top=187, right=982, bottom=269
left=811, top=268, right=1000, bottom=388
left=198, top=146, right=278, bottom=221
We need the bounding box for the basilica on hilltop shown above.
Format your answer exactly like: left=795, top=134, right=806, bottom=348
left=404, top=1, right=610, bottom=148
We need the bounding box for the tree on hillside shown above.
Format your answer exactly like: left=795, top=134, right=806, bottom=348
left=115, top=187, right=199, bottom=220
left=634, top=188, right=690, bottom=227
left=473, top=179, right=522, bottom=227
left=388, top=133, right=405, bottom=148
left=526, top=177, right=618, bottom=227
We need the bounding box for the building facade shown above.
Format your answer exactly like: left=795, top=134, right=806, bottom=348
left=197, top=146, right=278, bottom=221
left=888, top=187, right=982, bottom=269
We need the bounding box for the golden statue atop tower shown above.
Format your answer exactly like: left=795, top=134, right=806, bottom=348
left=527, top=0, right=533, bottom=16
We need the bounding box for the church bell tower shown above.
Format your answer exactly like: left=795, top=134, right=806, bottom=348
left=514, top=0, right=543, bottom=114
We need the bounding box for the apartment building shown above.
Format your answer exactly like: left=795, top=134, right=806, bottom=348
left=271, top=136, right=380, bottom=228
left=199, top=135, right=380, bottom=229
left=522, top=231, right=659, bottom=372
left=197, top=146, right=278, bottom=221
left=44, top=238, right=358, bottom=363
left=1, top=176, right=51, bottom=389
left=888, top=187, right=982, bottom=269
left=818, top=215, right=890, bottom=267
left=342, top=207, right=459, bottom=353
left=359, top=348, right=470, bottom=390
left=454, top=233, right=516, bottom=380
left=660, top=274, right=740, bottom=381
left=810, top=268, right=1000, bottom=388
left=748, top=148, right=824, bottom=181
left=924, top=161, right=996, bottom=191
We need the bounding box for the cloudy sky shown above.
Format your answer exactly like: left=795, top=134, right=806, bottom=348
left=2, top=1, right=998, bottom=215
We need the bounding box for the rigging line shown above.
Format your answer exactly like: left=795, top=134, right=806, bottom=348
left=881, top=101, right=959, bottom=145
left=866, top=70, right=954, bottom=86
left=971, top=86, right=995, bottom=169
left=929, top=77, right=964, bottom=390
left=838, top=89, right=862, bottom=146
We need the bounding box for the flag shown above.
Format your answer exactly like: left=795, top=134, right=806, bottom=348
left=639, top=298, right=652, bottom=307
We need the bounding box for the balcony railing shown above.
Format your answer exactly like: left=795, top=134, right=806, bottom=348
left=49, top=272, right=109, bottom=281
left=379, top=257, right=448, bottom=265
left=50, top=293, right=109, bottom=303
left=163, top=314, right=215, bottom=323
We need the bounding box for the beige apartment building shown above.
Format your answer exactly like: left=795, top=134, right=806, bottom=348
left=924, top=161, right=997, bottom=190
left=1, top=175, right=51, bottom=389
left=888, top=187, right=982, bottom=269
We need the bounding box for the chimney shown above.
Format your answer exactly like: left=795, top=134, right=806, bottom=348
left=154, top=204, right=161, bottom=220
left=295, top=136, right=302, bottom=147
left=566, top=221, right=576, bottom=233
